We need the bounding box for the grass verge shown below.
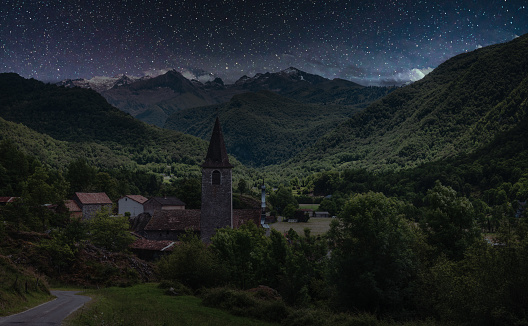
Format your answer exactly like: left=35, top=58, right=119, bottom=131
left=64, top=283, right=276, bottom=326
left=0, top=255, right=52, bottom=316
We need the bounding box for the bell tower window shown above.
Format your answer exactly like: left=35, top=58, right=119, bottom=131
left=212, top=170, right=221, bottom=185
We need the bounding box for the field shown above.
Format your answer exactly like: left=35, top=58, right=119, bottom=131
left=64, top=283, right=275, bottom=326
left=269, top=217, right=333, bottom=236
left=298, top=203, right=320, bottom=210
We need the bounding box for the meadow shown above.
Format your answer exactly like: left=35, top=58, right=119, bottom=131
left=64, top=283, right=275, bottom=326
left=269, top=217, right=332, bottom=236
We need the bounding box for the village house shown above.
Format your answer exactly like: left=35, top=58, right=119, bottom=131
left=314, top=211, right=331, bottom=218
left=143, top=196, right=185, bottom=215
left=0, top=197, right=18, bottom=206
left=72, top=192, right=113, bottom=220
left=118, top=195, right=148, bottom=217
left=64, top=200, right=83, bottom=219
left=129, top=238, right=176, bottom=261
left=143, top=209, right=201, bottom=240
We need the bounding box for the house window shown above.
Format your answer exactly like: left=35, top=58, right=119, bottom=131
left=212, top=170, right=221, bottom=185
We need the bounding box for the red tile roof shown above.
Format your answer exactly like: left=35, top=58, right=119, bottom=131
left=145, top=209, right=201, bottom=231
left=123, top=195, right=148, bottom=204
left=75, top=192, right=112, bottom=204
left=130, top=238, right=177, bottom=251
left=64, top=200, right=81, bottom=212
left=233, top=209, right=261, bottom=228
left=0, top=197, right=18, bottom=204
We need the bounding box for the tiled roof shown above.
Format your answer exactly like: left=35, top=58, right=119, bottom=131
left=124, top=195, right=148, bottom=204
left=145, top=209, right=201, bottom=231
left=0, top=197, right=18, bottom=203
left=130, top=238, right=177, bottom=251
left=64, top=200, right=81, bottom=212
left=233, top=209, right=261, bottom=228
left=74, top=192, right=113, bottom=204
left=148, top=196, right=186, bottom=206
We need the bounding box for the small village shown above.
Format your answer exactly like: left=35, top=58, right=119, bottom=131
left=0, top=118, right=329, bottom=263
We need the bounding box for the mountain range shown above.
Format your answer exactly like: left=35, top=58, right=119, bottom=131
left=285, top=33, right=528, bottom=172
left=59, top=67, right=395, bottom=127
left=1, top=33, right=527, bottom=182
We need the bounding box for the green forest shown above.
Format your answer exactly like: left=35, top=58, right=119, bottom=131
left=1, top=34, right=528, bottom=325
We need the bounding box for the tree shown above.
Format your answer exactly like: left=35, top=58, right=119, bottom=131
left=421, top=181, right=481, bottom=260
left=210, top=222, right=268, bottom=289
left=88, top=207, right=134, bottom=252
left=282, top=203, right=298, bottom=220
left=174, top=177, right=201, bottom=209
left=237, top=178, right=247, bottom=194
left=158, top=232, right=224, bottom=290
left=268, top=185, right=298, bottom=216
left=66, top=158, right=97, bottom=193
left=94, top=172, right=119, bottom=200
left=327, top=192, right=421, bottom=314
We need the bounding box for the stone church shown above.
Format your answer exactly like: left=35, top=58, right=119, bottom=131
left=131, top=118, right=259, bottom=246
left=200, top=117, right=235, bottom=242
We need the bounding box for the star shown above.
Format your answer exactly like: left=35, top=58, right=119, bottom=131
left=1, top=0, right=527, bottom=85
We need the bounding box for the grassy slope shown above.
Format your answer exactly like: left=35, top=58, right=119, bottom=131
left=0, top=255, right=52, bottom=316
left=65, top=283, right=275, bottom=326
left=288, top=33, right=528, bottom=172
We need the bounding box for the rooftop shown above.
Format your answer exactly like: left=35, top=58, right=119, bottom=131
left=145, top=209, right=201, bottom=231
left=75, top=192, right=113, bottom=204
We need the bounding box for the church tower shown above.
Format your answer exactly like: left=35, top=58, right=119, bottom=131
left=201, top=117, right=233, bottom=242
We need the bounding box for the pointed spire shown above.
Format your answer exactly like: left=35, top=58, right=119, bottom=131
left=202, top=117, right=233, bottom=168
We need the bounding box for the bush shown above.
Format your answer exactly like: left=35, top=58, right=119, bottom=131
left=201, top=287, right=289, bottom=323
left=157, top=233, right=226, bottom=290
left=158, top=280, right=193, bottom=296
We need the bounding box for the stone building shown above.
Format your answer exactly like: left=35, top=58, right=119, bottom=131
left=143, top=196, right=185, bottom=215
left=73, top=192, right=113, bottom=220
left=200, top=117, right=234, bottom=242
left=143, top=209, right=201, bottom=240
left=131, top=118, right=260, bottom=248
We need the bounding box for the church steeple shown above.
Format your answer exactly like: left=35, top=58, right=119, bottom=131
left=202, top=117, right=233, bottom=168
left=201, top=117, right=233, bottom=242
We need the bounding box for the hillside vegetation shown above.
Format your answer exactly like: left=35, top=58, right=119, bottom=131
left=289, top=33, right=528, bottom=172
left=165, top=91, right=366, bottom=167
left=0, top=73, right=210, bottom=174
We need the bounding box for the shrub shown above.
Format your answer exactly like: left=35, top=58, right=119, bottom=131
left=201, top=287, right=289, bottom=323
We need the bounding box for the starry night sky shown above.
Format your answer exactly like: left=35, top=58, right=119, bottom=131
left=1, top=0, right=527, bottom=85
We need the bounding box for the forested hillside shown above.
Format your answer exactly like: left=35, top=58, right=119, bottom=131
left=0, top=73, right=210, bottom=174
left=166, top=90, right=373, bottom=167
left=289, top=33, right=528, bottom=172
left=165, top=91, right=359, bottom=167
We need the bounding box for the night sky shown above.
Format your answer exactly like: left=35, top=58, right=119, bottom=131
left=1, top=0, right=527, bottom=86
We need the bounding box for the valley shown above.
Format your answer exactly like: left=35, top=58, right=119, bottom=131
left=1, top=34, right=528, bottom=325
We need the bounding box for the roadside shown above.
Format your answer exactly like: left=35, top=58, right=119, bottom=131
left=0, top=291, right=90, bottom=325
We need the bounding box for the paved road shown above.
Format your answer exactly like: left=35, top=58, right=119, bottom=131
left=0, top=290, right=91, bottom=325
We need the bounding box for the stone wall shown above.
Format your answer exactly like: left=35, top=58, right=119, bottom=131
left=201, top=167, right=232, bottom=242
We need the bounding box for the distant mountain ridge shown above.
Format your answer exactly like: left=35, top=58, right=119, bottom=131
left=56, top=74, right=150, bottom=93
left=58, top=67, right=394, bottom=127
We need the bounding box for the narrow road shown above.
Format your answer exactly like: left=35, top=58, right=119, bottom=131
left=0, top=290, right=91, bottom=325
